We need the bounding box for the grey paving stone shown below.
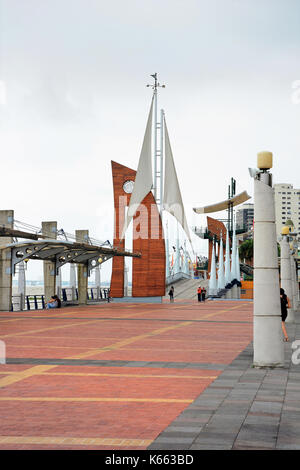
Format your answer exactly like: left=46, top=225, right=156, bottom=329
left=126, top=361, right=149, bottom=367
left=172, top=415, right=212, bottom=425
left=280, top=412, right=300, bottom=421
left=148, top=318, right=300, bottom=452
left=276, top=443, right=300, bottom=450
left=250, top=401, right=283, bottom=414
left=144, top=362, right=168, bottom=368
left=151, top=437, right=195, bottom=445
left=193, top=432, right=236, bottom=444
left=190, top=443, right=233, bottom=450
left=245, top=414, right=280, bottom=424
left=186, top=363, right=226, bottom=370
left=189, top=398, right=224, bottom=407
left=233, top=440, right=275, bottom=450
left=147, top=442, right=191, bottom=450
left=166, top=425, right=203, bottom=434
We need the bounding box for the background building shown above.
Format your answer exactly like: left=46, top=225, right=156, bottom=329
left=236, top=203, right=254, bottom=233
left=274, top=184, right=300, bottom=240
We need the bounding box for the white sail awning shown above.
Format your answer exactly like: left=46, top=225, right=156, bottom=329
left=120, top=96, right=154, bottom=240
left=163, top=117, right=193, bottom=247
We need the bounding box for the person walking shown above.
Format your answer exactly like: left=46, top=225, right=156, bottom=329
left=280, top=287, right=290, bottom=341
left=202, top=288, right=206, bottom=302
left=197, top=286, right=202, bottom=302
left=168, top=286, right=174, bottom=303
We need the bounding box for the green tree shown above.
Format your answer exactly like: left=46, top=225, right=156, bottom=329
left=239, top=239, right=253, bottom=261
left=238, top=239, right=280, bottom=261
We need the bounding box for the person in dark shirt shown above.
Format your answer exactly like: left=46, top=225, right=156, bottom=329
left=280, top=288, right=290, bottom=341
left=168, top=286, right=174, bottom=303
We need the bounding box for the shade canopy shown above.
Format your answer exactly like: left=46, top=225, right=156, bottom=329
left=193, top=191, right=251, bottom=214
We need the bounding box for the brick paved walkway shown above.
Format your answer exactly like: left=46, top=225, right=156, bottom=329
left=0, top=300, right=254, bottom=449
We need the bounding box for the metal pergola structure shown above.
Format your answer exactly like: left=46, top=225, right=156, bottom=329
left=1, top=239, right=141, bottom=277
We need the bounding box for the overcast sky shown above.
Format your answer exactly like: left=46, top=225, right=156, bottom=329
left=1, top=0, right=300, bottom=281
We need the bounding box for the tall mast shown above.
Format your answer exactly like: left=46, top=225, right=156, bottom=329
left=147, top=73, right=165, bottom=212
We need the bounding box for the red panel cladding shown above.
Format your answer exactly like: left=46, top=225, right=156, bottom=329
left=110, top=161, right=166, bottom=298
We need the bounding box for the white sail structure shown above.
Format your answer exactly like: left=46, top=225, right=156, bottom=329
left=217, top=235, right=225, bottom=289
left=120, top=96, right=154, bottom=240
left=209, top=241, right=217, bottom=296
left=224, top=227, right=231, bottom=285
left=165, top=221, right=170, bottom=278
left=163, top=117, right=193, bottom=247
left=230, top=221, right=237, bottom=281
left=235, top=244, right=241, bottom=282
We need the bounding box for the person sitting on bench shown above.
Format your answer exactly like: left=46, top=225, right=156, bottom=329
left=46, top=295, right=61, bottom=309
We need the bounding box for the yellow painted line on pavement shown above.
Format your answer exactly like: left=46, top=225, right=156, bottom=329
left=0, top=310, right=144, bottom=339
left=41, top=371, right=218, bottom=379
left=0, top=396, right=192, bottom=404
left=0, top=435, right=152, bottom=447
left=0, top=305, right=245, bottom=389
left=0, top=311, right=151, bottom=388
left=0, top=370, right=217, bottom=379
left=66, top=320, right=195, bottom=360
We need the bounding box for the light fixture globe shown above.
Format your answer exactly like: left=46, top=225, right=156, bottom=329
left=281, top=226, right=290, bottom=236
left=257, top=151, right=273, bottom=170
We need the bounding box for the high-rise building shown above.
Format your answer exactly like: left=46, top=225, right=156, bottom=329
left=274, top=184, right=300, bottom=240
left=236, top=203, right=254, bottom=232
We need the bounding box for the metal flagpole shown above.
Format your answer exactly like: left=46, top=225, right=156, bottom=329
left=160, top=108, right=165, bottom=213
left=146, top=73, right=165, bottom=211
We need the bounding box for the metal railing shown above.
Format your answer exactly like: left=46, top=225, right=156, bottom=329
left=11, top=287, right=111, bottom=311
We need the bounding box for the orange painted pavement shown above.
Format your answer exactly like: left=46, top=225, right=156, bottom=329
left=0, top=300, right=253, bottom=450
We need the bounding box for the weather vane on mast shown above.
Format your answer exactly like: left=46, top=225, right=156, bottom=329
left=146, top=73, right=166, bottom=91
left=146, top=73, right=166, bottom=209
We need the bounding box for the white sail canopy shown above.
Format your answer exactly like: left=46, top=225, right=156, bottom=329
left=209, top=241, right=217, bottom=295
left=230, top=221, right=237, bottom=281
left=163, top=117, right=192, bottom=246
left=217, top=235, right=225, bottom=289
left=224, top=227, right=231, bottom=285
left=120, top=96, right=154, bottom=239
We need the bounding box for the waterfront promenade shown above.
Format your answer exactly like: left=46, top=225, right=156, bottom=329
left=0, top=299, right=299, bottom=450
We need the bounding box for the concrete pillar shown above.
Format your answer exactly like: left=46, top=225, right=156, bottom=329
left=76, top=230, right=89, bottom=305
left=95, top=265, right=101, bottom=300
left=42, top=221, right=57, bottom=304
left=291, top=255, right=298, bottom=312
left=124, top=264, right=129, bottom=297
left=253, top=152, right=284, bottom=367
left=0, top=210, right=14, bottom=312
left=280, top=232, right=294, bottom=323
left=293, top=258, right=299, bottom=310
left=69, top=263, right=77, bottom=301
left=17, top=261, right=26, bottom=311
left=56, top=267, right=62, bottom=300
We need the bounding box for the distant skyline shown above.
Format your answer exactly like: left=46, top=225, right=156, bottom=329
left=1, top=0, right=300, bottom=280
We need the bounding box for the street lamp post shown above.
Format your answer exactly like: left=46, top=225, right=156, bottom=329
left=280, top=226, right=295, bottom=323
left=252, top=151, right=284, bottom=367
